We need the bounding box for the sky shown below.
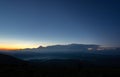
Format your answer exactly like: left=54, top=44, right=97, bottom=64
left=0, top=0, right=120, bottom=49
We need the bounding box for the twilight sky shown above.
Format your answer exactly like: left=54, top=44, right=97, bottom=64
left=0, top=0, right=120, bottom=49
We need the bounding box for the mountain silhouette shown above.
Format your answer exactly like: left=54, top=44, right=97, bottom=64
left=37, top=44, right=99, bottom=51
left=0, top=53, right=83, bottom=77
left=20, top=44, right=100, bottom=52
left=0, top=53, right=120, bottom=77
left=0, top=53, right=27, bottom=65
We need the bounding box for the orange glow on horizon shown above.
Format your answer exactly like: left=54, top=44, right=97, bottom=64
left=0, top=43, right=39, bottom=51
left=0, top=41, right=58, bottom=51
left=0, top=46, right=20, bottom=51
left=0, top=48, right=20, bottom=51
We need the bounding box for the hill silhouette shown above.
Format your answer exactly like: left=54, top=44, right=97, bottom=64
left=0, top=52, right=120, bottom=77
left=0, top=53, right=83, bottom=77
left=0, top=53, right=27, bottom=65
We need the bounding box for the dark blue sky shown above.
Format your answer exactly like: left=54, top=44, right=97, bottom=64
left=0, top=0, right=120, bottom=48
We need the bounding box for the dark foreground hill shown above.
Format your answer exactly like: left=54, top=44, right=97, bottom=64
left=0, top=53, right=120, bottom=77
left=0, top=53, right=27, bottom=65
left=0, top=53, right=30, bottom=77
left=0, top=53, right=83, bottom=77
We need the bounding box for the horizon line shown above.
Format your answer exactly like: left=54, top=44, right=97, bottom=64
left=0, top=43, right=119, bottom=51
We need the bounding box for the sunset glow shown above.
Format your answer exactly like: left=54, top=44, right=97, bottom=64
left=0, top=0, right=119, bottom=51
left=0, top=41, right=60, bottom=50
left=0, top=43, right=39, bottom=50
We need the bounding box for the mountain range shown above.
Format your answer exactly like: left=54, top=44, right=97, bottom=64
left=19, top=44, right=100, bottom=52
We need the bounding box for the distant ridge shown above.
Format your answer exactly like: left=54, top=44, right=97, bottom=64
left=11, top=43, right=120, bottom=52
left=18, top=44, right=100, bottom=52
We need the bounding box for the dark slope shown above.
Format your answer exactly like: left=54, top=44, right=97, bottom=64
left=0, top=53, right=31, bottom=77
left=0, top=53, right=27, bottom=65
left=0, top=53, right=120, bottom=77
left=29, top=59, right=83, bottom=73
left=0, top=53, right=83, bottom=77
